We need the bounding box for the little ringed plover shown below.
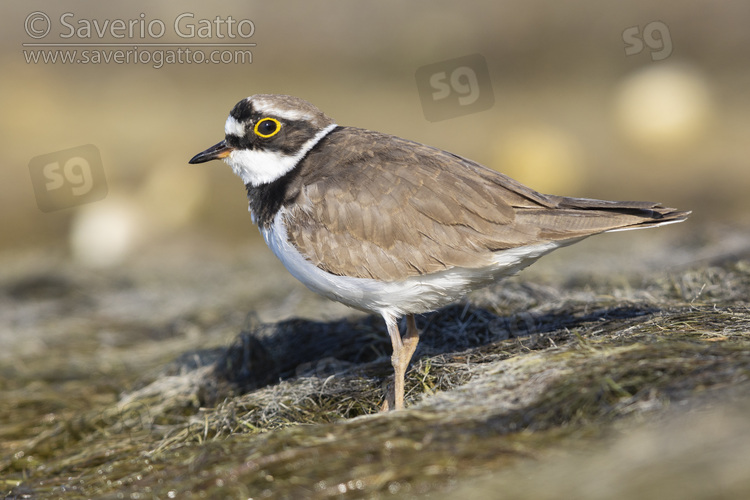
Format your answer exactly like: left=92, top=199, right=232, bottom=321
left=189, top=94, right=690, bottom=411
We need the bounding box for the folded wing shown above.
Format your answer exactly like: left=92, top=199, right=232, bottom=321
left=284, top=127, right=689, bottom=281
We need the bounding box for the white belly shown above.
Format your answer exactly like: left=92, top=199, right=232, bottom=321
left=260, top=210, right=566, bottom=320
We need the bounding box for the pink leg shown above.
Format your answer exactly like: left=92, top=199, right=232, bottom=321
left=381, top=314, right=420, bottom=411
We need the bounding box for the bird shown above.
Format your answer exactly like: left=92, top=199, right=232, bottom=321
left=189, top=94, right=689, bottom=411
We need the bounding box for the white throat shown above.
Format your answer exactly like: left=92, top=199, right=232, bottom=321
left=223, top=123, right=337, bottom=186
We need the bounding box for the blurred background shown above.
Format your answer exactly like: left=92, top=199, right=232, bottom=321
left=1, top=0, right=748, bottom=271
left=3, top=4, right=750, bottom=494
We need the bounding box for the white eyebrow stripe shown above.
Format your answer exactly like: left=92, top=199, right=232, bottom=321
left=224, top=115, right=246, bottom=137
left=269, top=108, right=315, bottom=122
left=251, top=99, right=314, bottom=122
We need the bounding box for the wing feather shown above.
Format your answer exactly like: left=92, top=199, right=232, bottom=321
left=282, top=127, right=688, bottom=281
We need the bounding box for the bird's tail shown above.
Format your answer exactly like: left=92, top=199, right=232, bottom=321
left=518, top=195, right=690, bottom=239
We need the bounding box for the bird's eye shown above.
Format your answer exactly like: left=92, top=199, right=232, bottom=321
left=254, top=117, right=281, bottom=138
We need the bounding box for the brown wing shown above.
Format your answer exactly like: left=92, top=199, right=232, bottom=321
left=283, top=127, right=688, bottom=281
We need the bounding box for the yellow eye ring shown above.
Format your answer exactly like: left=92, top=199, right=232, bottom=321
left=254, top=117, right=281, bottom=138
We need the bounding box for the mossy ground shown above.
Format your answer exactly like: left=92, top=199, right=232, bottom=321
left=1, top=232, right=749, bottom=499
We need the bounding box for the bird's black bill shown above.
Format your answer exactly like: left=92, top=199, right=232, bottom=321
left=189, top=140, right=233, bottom=164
